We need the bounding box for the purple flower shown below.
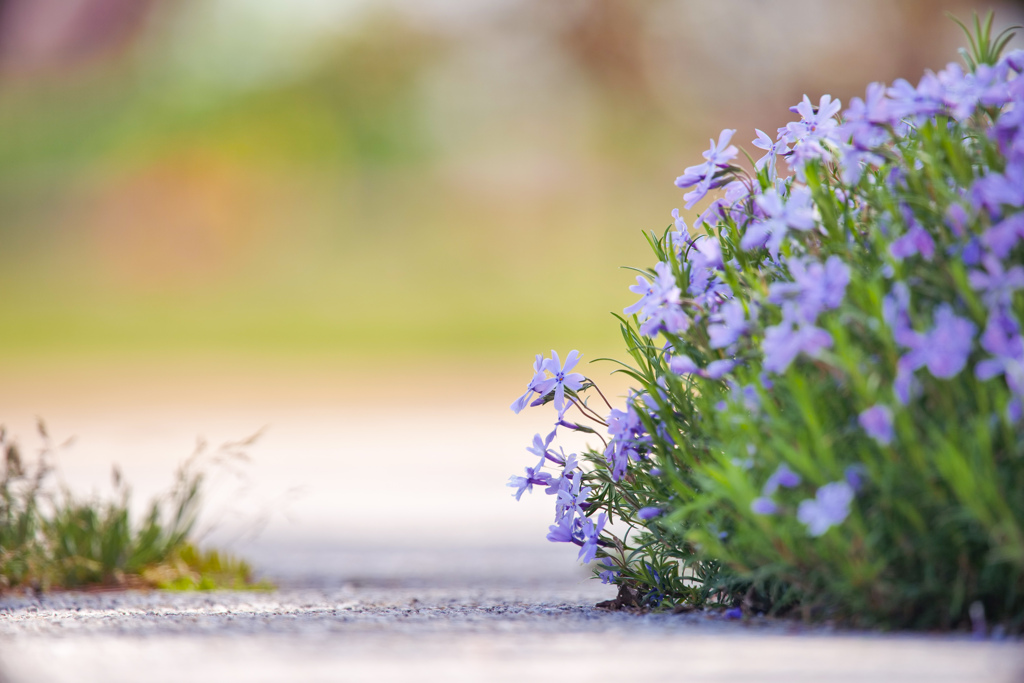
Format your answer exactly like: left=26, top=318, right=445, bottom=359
left=946, top=203, right=970, bottom=237
left=768, top=255, right=850, bottom=324
left=750, top=497, right=778, bottom=515
left=507, top=464, right=553, bottom=501
left=546, top=514, right=575, bottom=543
left=724, top=607, right=743, bottom=620
left=741, top=186, right=817, bottom=258
left=890, top=301, right=976, bottom=403
left=845, top=464, right=867, bottom=492
left=668, top=354, right=700, bottom=375
left=637, top=506, right=664, bottom=520
left=971, top=162, right=1024, bottom=220
left=782, top=95, right=843, bottom=176
left=675, top=129, right=739, bottom=209
left=599, top=558, right=620, bottom=584
left=969, top=255, right=1024, bottom=309
left=625, top=262, right=691, bottom=338
left=668, top=354, right=735, bottom=380
left=534, top=350, right=586, bottom=416
left=858, top=405, right=894, bottom=446
left=889, top=223, right=935, bottom=261
left=708, top=300, right=748, bottom=349
left=922, top=306, right=977, bottom=378
left=578, top=512, right=607, bottom=563
left=762, top=321, right=833, bottom=374
left=982, top=212, right=1024, bottom=260
left=670, top=208, right=688, bottom=246
left=705, top=359, right=737, bottom=379
left=555, top=471, right=591, bottom=523
left=763, top=464, right=802, bottom=495
left=526, top=430, right=558, bottom=464
left=797, top=481, right=855, bottom=537
left=510, top=354, right=546, bottom=413
left=887, top=74, right=944, bottom=123
left=752, top=128, right=790, bottom=180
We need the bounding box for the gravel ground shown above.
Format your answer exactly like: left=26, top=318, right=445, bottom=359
left=0, top=584, right=1022, bottom=683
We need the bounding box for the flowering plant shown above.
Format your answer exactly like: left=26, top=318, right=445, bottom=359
left=509, top=15, right=1024, bottom=630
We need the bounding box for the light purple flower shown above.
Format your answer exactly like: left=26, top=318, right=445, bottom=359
left=507, top=464, right=553, bottom=501
left=546, top=513, right=575, bottom=543
left=599, top=558, right=620, bottom=584
left=675, top=129, right=739, bottom=209
left=510, top=354, right=546, bottom=413
left=763, top=463, right=802, bottom=495
left=750, top=497, right=778, bottom=515
left=668, top=354, right=735, bottom=380
left=625, top=262, right=691, bottom=338
left=637, top=506, right=664, bottom=520
left=971, top=162, right=1024, bottom=220
left=668, top=354, right=699, bottom=375
left=889, top=223, right=935, bottom=262
left=768, top=255, right=850, bottom=325
left=982, top=212, right=1024, bottom=259
left=578, top=512, right=607, bottom=563
left=761, top=321, right=832, bottom=374
left=670, top=208, right=688, bottom=246
left=969, top=255, right=1024, bottom=309
left=741, top=186, right=817, bottom=258
left=705, top=359, right=736, bottom=379
left=845, top=464, right=867, bottom=492
left=708, top=300, right=749, bottom=349
left=534, top=350, right=586, bottom=416
left=752, top=128, right=790, bottom=180
left=797, top=481, right=855, bottom=537
left=858, top=405, right=894, bottom=445
left=890, top=300, right=976, bottom=403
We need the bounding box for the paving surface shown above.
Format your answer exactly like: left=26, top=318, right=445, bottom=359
left=0, top=579, right=1023, bottom=683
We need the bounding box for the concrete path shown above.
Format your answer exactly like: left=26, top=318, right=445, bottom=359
left=1, top=578, right=1022, bottom=683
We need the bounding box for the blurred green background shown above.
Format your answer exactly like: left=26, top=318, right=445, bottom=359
left=1, top=0, right=1021, bottom=371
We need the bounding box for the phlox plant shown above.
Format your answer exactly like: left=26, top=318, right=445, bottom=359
left=508, top=14, right=1024, bottom=631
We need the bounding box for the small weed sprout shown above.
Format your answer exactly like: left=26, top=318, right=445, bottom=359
left=0, top=420, right=270, bottom=592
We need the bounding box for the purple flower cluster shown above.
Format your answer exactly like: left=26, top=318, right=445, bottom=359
left=762, top=256, right=850, bottom=373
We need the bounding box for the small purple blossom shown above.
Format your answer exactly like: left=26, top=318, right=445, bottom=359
left=637, top=506, right=664, bottom=520
left=546, top=514, right=575, bottom=543
left=741, top=186, right=817, bottom=258
left=510, top=354, right=545, bottom=413
left=762, top=321, right=833, bottom=374
left=797, top=481, right=855, bottom=537
left=750, top=497, right=778, bottom=515
left=845, top=464, right=868, bottom=492
left=889, top=223, right=935, bottom=262
left=578, top=512, right=607, bottom=563
left=675, top=129, right=739, bottom=209
left=763, top=464, right=802, bottom=495
left=858, top=405, right=894, bottom=446
left=723, top=607, right=743, bottom=620
left=890, top=300, right=977, bottom=403
left=708, top=300, right=748, bottom=349
left=507, top=464, right=553, bottom=502
left=534, top=350, right=586, bottom=416
left=752, top=128, right=790, bottom=180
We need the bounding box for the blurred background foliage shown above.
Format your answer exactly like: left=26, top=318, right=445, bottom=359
left=0, top=0, right=1021, bottom=367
